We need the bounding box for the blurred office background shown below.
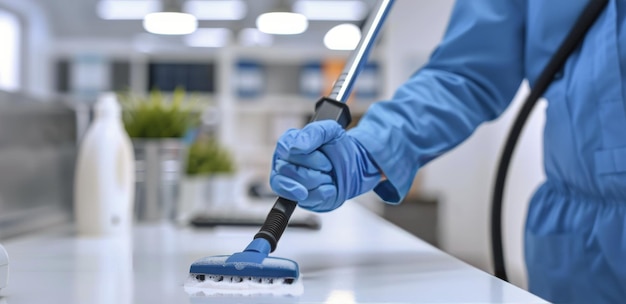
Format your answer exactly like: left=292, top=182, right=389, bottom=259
left=0, top=0, right=545, bottom=290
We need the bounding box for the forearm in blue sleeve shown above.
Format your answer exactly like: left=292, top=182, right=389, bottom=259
left=349, top=0, right=526, bottom=203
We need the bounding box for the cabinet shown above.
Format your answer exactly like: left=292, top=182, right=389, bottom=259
left=53, top=46, right=387, bottom=180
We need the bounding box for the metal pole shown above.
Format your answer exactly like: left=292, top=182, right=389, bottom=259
left=327, top=0, right=395, bottom=103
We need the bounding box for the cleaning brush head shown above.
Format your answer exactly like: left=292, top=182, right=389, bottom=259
left=184, top=239, right=303, bottom=296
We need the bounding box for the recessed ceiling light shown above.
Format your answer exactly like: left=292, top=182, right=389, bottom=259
left=256, top=12, right=308, bottom=35
left=143, top=12, right=197, bottom=35
left=294, top=0, right=367, bottom=21
left=256, top=0, right=308, bottom=35
left=324, top=23, right=361, bottom=50
left=97, top=0, right=159, bottom=20
left=183, top=0, right=247, bottom=20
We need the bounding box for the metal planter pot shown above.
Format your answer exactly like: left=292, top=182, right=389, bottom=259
left=177, top=174, right=238, bottom=220
left=132, top=139, right=187, bottom=222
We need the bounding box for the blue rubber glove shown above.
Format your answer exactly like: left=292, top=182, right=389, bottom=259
left=270, top=120, right=382, bottom=212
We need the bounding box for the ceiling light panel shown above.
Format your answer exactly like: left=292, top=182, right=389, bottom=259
left=184, top=28, right=232, bottom=47
left=256, top=12, right=308, bottom=35
left=143, top=12, right=197, bottom=35
left=293, top=0, right=367, bottom=21
left=183, top=0, right=247, bottom=20
left=97, top=0, right=160, bottom=20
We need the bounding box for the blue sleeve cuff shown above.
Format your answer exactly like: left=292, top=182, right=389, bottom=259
left=373, top=181, right=402, bottom=204
left=349, top=125, right=417, bottom=204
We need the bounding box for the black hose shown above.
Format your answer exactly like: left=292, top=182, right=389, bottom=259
left=490, top=0, right=608, bottom=282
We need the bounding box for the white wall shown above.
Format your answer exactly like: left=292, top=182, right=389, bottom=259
left=383, top=0, right=546, bottom=289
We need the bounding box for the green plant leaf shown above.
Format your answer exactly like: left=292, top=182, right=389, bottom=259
left=118, top=88, right=200, bottom=138
left=185, top=138, right=235, bottom=176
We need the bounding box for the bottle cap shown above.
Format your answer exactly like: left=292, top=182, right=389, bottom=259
left=95, top=92, right=122, bottom=117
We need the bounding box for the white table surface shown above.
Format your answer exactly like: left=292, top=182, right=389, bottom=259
left=0, top=201, right=548, bottom=303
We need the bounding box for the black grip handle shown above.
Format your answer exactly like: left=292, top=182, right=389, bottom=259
left=254, top=97, right=351, bottom=252
left=311, top=97, right=352, bottom=128
left=254, top=197, right=297, bottom=252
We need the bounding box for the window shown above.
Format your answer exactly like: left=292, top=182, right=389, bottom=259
left=147, top=62, right=215, bottom=93
left=0, top=9, right=20, bottom=92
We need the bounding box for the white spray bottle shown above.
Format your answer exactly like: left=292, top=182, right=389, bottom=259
left=74, top=93, right=135, bottom=237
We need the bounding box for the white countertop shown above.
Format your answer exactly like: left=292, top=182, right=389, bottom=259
left=0, top=202, right=547, bottom=303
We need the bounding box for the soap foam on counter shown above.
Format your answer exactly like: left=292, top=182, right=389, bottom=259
left=183, top=274, right=304, bottom=297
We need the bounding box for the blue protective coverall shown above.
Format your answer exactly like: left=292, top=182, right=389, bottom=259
left=345, top=0, right=626, bottom=302
left=271, top=0, right=626, bottom=302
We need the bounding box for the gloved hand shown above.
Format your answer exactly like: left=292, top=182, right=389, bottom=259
left=270, top=120, right=382, bottom=212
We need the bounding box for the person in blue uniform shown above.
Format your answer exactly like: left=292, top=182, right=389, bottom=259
left=269, top=0, right=626, bottom=303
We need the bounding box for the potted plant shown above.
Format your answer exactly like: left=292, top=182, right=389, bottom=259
left=185, top=138, right=235, bottom=177
left=118, top=88, right=200, bottom=222
left=120, top=88, right=198, bottom=139
left=177, top=136, right=237, bottom=223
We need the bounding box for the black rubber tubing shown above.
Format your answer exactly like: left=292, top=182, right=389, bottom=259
left=491, top=0, right=608, bottom=282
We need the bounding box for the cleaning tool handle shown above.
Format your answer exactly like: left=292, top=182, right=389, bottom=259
left=254, top=0, right=395, bottom=253
left=254, top=98, right=353, bottom=252
left=328, top=0, right=394, bottom=102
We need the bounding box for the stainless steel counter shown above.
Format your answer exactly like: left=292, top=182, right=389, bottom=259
left=0, top=202, right=547, bottom=303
